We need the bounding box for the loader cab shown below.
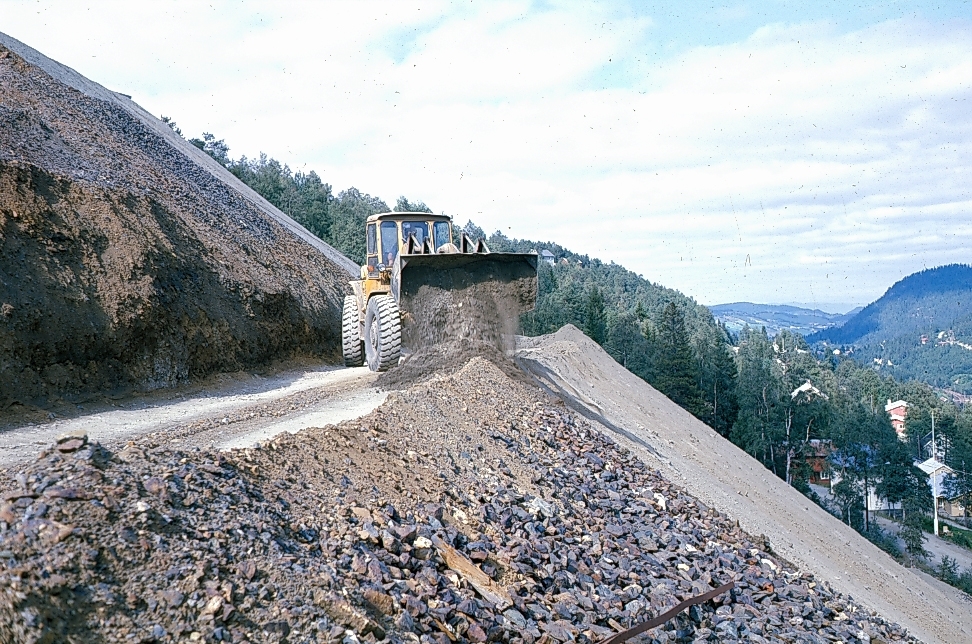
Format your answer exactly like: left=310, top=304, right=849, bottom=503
left=365, top=212, right=454, bottom=275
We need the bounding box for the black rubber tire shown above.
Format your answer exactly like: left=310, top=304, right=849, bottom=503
left=341, top=295, right=364, bottom=367
left=364, top=295, right=401, bottom=372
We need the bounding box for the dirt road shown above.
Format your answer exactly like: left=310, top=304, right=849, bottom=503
left=0, top=364, right=385, bottom=468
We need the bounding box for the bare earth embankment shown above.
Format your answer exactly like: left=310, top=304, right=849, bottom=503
left=0, top=32, right=356, bottom=410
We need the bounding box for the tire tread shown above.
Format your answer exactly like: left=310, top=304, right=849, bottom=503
left=341, top=295, right=364, bottom=367
left=364, top=295, right=401, bottom=371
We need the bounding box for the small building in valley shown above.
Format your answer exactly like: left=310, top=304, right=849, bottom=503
left=943, top=495, right=971, bottom=523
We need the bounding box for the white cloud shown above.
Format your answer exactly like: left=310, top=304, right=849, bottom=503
left=2, top=2, right=971, bottom=306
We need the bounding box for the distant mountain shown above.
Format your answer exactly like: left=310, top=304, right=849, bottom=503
left=808, top=264, right=972, bottom=393
left=709, top=302, right=858, bottom=337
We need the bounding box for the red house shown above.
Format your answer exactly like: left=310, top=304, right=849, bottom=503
left=885, top=399, right=909, bottom=440
left=806, top=439, right=834, bottom=487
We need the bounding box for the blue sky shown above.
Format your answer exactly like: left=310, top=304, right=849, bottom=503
left=3, top=1, right=971, bottom=311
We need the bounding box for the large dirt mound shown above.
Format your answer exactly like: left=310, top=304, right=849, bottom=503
left=517, top=324, right=972, bottom=644
left=0, top=357, right=917, bottom=643
left=0, top=33, right=356, bottom=410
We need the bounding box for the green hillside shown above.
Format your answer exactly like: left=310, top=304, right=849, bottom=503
left=808, top=264, right=972, bottom=393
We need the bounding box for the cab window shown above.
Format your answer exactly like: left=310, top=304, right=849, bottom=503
left=366, top=223, right=378, bottom=271
left=380, top=221, right=398, bottom=265
left=367, top=223, right=377, bottom=255
left=433, top=221, right=451, bottom=250
left=401, top=221, right=429, bottom=246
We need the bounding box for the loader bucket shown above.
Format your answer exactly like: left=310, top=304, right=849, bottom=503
left=391, top=251, right=538, bottom=351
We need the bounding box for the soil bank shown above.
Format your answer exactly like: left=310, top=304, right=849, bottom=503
left=0, top=32, right=355, bottom=410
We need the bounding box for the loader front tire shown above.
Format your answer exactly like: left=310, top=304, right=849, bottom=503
left=342, top=295, right=364, bottom=367
left=364, top=295, right=401, bottom=372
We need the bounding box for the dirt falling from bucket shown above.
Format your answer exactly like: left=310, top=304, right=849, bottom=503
left=376, top=262, right=535, bottom=389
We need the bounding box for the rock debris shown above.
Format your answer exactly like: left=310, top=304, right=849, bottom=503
left=0, top=358, right=917, bottom=643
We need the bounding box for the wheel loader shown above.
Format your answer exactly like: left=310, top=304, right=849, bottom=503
left=342, top=212, right=538, bottom=371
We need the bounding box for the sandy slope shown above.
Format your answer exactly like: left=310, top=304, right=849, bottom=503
left=516, top=325, right=972, bottom=644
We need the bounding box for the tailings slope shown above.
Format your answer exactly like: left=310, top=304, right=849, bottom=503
left=0, top=33, right=356, bottom=409
left=517, top=324, right=972, bottom=644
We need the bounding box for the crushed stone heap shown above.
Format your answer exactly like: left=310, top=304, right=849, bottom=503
left=0, top=34, right=354, bottom=410
left=0, top=358, right=917, bottom=643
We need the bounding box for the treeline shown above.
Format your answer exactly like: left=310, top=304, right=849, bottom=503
left=183, top=131, right=427, bottom=265
left=735, top=325, right=972, bottom=585
left=855, top=334, right=972, bottom=393
left=179, top=125, right=972, bottom=583
left=811, top=264, right=972, bottom=346
left=733, top=330, right=932, bottom=534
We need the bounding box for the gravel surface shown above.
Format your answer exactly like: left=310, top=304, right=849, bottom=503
left=0, top=357, right=919, bottom=643
left=0, top=33, right=353, bottom=408
left=516, top=325, right=972, bottom=644
left=0, top=366, right=380, bottom=469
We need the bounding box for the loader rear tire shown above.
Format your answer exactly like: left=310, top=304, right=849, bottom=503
left=364, top=295, right=401, bottom=372
left=342, top=295, right=364, bottom=367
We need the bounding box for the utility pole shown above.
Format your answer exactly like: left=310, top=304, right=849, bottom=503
left=932, top=410, right=939, bottom=538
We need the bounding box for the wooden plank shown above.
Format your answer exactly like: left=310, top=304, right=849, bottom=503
left=431, top=534, right=512, bottom=610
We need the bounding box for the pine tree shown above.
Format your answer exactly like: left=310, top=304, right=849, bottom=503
left=394, top=196, right=432, bottom=213
left=901, top=494, right=929, bottom=561
left=584, top=286, right=607, bottom=345
left=653, top=302, right=702, bottom=413
left=702, top=340, right=738, bottom=437
left=606, top=310, right=651, bottom=377
left=731, top=327, right=782, bottom=473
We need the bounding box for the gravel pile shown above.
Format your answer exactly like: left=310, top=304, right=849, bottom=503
left=0, top=358, right=918, bottom=643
